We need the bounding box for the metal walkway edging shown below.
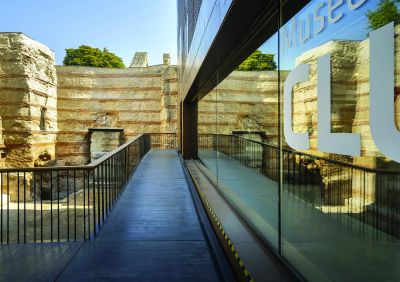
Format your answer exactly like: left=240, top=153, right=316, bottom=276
left=178, top=152, right=236, bottom=282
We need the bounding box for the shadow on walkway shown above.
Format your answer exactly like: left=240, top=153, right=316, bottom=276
left=57, top=150, right=220, bottom=281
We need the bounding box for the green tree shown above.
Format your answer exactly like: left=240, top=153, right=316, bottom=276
left=63, top=45, right=125, bottom=68
left=366, top=0, right=400, bottom=30
left=237, top=50, right=277, bottom=71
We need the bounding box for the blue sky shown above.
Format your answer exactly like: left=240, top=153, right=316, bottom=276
left=260, top=0, right=379, bottom=70
left=0, top=0, right=177, bottom=66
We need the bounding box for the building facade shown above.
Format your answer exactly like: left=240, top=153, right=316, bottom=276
left=178, top=0, right=400, bottom=280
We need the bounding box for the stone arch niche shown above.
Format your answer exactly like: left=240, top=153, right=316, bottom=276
left=88, top=128, right=124, bottom=162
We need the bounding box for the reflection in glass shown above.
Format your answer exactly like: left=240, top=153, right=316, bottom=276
left=198, top=87, right=218, bottom=176
left=196, top=0, right=400, bottom=280
left=280, top=0, right=400, bottom=280
left=198, top=34, right=281, bottom=248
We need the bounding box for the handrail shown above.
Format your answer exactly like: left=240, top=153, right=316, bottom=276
left=88, top=134, right=143, bottom=168
left=201, top=133, right=400, bottom=174
left=0, top=132, right=178, bottom=245
left=0, top=134, right=146, bottom=172
left=199, top=133, right=400, bottom=240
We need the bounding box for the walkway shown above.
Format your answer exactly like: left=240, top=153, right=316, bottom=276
left=0, top=242, right=81, bottom=281
left=57, top=150, right=221, bottom=281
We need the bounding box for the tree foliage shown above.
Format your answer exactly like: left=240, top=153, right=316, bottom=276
left=63, top=45, right=125, bottom=68
left=237, top=50, right=277, bottom=71
left=366, top=0, right=400, bottom=30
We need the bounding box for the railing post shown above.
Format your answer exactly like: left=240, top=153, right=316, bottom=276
left=0, top=134, right=177, bottom=245
left=73, top=170, right=77, bottom=242
left=83, top=170, right=86, bottom=241
left=0, top=173, right=2, bottom=244
left=67, top=170, right=70, bottom=241
left=33, top=172, right=36, bottom=243
left=93, top=168, right=96, bottom=238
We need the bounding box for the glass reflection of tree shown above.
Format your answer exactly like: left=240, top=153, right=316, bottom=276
left=367, top=0, right=400, bottom=30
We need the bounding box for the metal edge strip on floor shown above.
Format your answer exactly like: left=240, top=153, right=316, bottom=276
left=190, top=169, right=254, bottom=282
left=179, top=155, right=253, bottom=282
left=193, top=158, right=307, bottom=282
left=178, top=153, right=238, bottom=282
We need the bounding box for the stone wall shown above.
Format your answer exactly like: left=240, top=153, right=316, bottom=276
left=160, top=65, right=179, bottom=132
left=0, top=33, right=57, bottom=168
left=89, top=128, right=124, bottom=161
left=352, top=25, right=400, bottom=169
left=291, top=25, right=400, bottom=169
left=292, top=40, right=360, bottom=163
left=55, top=64, right=178, bottom=164
left=0, top=30, right=399, bottom=205
left=198, top=25, right=400, bottom=169
left=198, top=70, right=284, bottom=144
left=1, top=31, right=399, bottom=170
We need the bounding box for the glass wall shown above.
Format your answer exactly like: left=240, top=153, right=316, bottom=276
left=280, top=0, right=400, bottom=280
left=198, top=24, right=281, bottom=248
left=197, top=0, right=400, bottom=280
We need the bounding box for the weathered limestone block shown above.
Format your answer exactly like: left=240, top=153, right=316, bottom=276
left=293, top=40, right=359, bottom=152
left=130, top=52, right=148, bottom=68
left=0, top=33, right=58, bottom=201
left=290, top=41, right=361, bottom=205
left=348, top=26, right=400, bottom=211
left=163, top=53, right=171, bottom=66
left=56, top=64, right=178, bottom=164
left=352, top=25, right=400, bottom=165
left=198, top=70, right=282, bottom=144
left=0, top=33, right=58, bottom=170
left=7, top=172, right=33, bottom=202
left=89, top=128, right=124, bottom=161
left=57, top=67, right=163, bottom=89
left=160, top=66, right=179, bottom=132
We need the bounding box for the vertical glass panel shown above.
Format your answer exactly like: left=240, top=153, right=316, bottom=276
left=197, top=0, right=220, bottom=177
left=217, top=36, right=280, bottom=248
left=280, top=0, right=400, bottom=280
left=198, top=34, right=281, bottom=247
left=198, top=86, right=218, bottom=177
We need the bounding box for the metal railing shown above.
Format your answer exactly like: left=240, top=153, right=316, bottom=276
left=150, top=133, right=178, bottom=149
left=199, top=134, right=400, bottom=240
left=0, top=133, right=178, bottom=244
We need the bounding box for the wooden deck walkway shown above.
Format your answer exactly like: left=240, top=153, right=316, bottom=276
left=57, top=150, right=221, bottom=281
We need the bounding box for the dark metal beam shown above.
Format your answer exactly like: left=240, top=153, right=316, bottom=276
left=182, top=101, right=198, bottom=159
left=183, top=0, right=310, bottom=103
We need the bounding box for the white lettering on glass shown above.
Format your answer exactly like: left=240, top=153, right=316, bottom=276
left=300, top=14, right=312, bottom=44
left=283, top=21, right=400, bottom=162
left=328, top=0, right=344, bottom=24
left=283, top=0, right=368, bottom=53
left=284, top=64, right=310, bottom=150
left=370, top=22, right=400, bottom=162
left=347, top=0, right=367, bottom=10
left=314, top=2, right=326, bottom=35
left=317, top=54, right=360, bottom=156
left=283, top=17, right=297, bottom=52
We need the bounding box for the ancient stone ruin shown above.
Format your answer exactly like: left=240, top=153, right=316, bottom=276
left=0, top=30, right=400, bottom=203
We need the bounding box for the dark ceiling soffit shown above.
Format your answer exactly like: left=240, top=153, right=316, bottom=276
left=185, top=0, right=310, bottom=103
